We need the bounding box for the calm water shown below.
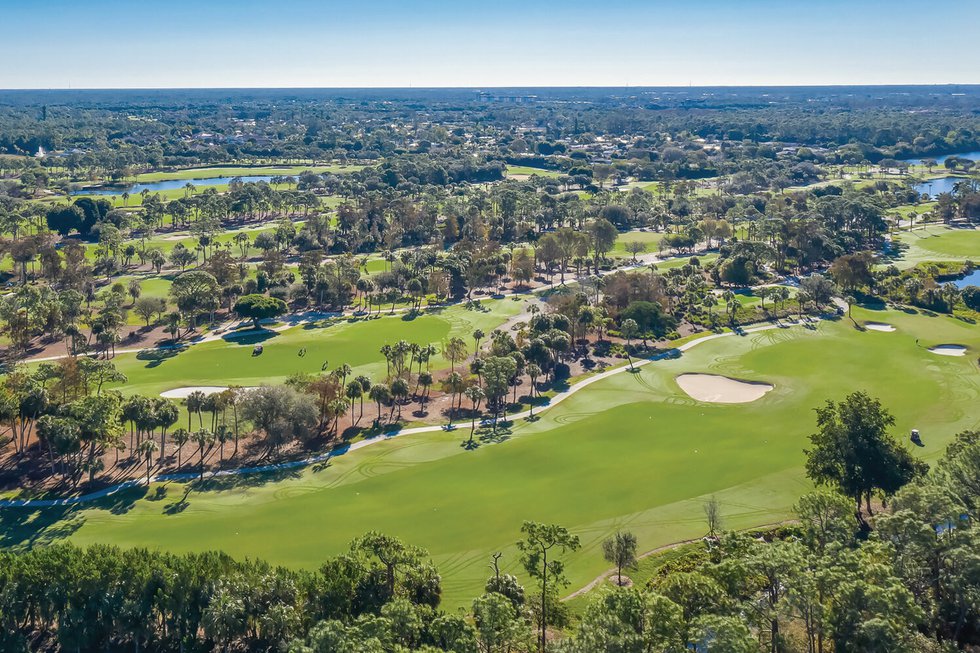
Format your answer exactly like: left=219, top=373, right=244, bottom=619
left=953, top=269, right=980, bottom=289
left=903, top=151, right=980, bottom=165
left=71, top=175, right=279, bottom=196
left=912, top=176, right=968, bottom=198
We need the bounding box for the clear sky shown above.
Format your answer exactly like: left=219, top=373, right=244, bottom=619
left=2, top=0, right=978, bottom=88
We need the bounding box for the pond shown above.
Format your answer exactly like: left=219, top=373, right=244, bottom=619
left=903, top=151, right=980, bottom=165
left=953, top=269, right=980, bottom=289
left=71, top=175, right=281, bottom=196
left=912, top=176, right=969, bottom=198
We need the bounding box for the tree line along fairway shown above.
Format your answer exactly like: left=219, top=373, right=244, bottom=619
left=4, top=306, right=977, bottom=608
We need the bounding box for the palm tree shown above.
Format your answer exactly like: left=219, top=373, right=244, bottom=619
left=354, top=375, right=371, bottom=420
left=193, top=429, right=214, bottom=480
left=137, top=439, right=158, bottom=483
left=390, top=378, right=410, bottom=420
left=346, top=381, right=363, bottom=426
left=335, top=363, right=352, bottom=389
left=526, top=363, right=541, bottom=417
left=418, top=372, right=433, bottom=411
left=465, top=385, right=485, bottom=444
left=185, top=391, right=206, bottom=430
left=215, top=425, right=232, bottom=465
left=154, top=399, right=179, bottom=463
left=202, top=583, right=246, bottom=653
left=172, top=428, right=190, bottom=470
left=442, top=372, right=464, bottom=426
left=369, top=384, right=391, bottom=426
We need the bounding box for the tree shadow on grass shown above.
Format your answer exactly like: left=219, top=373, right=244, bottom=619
left=187, top=466, right=303, bottom=493
left=138, top=346, right=186, bottom=368
left=302, top=320, right=339, bottom=331
left=222, top=330, right=279, bottom=346
left=102, top=485, right=148, bottom=515
left=0, top=504, right=86, bottom=549
left=460, top=423, right=513, bottom=450
left=479, top=425, right=512, bottom=445
left=856, top=295, right=887, bottom=311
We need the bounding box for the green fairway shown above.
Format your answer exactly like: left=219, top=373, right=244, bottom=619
left=505, top=165, right=561, bottom=178
left=5, top=307, right=978, bottom=608
left=104, top=297, right=525, bottom=398
left=891, top=226, right=980, bottom=268
left=611, top=230, right=665, bottom=258
left=654, top=253, right=719, bottom=270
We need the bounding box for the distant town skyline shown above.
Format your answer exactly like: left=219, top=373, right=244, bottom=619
left=3, top=0, right=979, bottom=89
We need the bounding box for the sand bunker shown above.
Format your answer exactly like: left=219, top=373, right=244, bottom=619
left=160, top=386, right=257, bottom=399
left=676, top=374, right=773, bottom=404
left=865, top=322, right=896, bottom=332
left=928, top=345, right=967, bottom=357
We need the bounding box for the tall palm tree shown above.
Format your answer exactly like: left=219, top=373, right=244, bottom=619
left=465, top=385, right=485, bottom=444
left=172, top=428, right=190, bottom=470
left=137, top=439, right=157, bottom=483
left=185, top=391, right=206, bottom=430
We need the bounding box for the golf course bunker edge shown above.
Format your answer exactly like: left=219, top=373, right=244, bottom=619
left=928, top=345, right=968, bottom=357
left=865, top=322, right=896, bottom=332
left=675, top=373, right=774, bottom=404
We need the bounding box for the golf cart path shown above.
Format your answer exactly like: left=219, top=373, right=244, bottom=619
left=0, top=317, right=812, bottom=508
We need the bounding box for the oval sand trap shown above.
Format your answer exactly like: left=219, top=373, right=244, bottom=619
left=676, top=374, right=773, bottom=404
left=865, top=322, right=895, bottom=332
left=928, top=345, right=967, bottom=357
left=160, top=386, right=258, bottom=399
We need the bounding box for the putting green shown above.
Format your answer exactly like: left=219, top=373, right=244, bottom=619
left=4, top=308, right=978, bottom=609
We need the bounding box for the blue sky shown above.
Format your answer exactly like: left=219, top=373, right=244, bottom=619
left=2, top=0, right=978, bottom=88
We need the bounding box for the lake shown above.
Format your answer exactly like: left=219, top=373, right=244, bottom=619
left=903, top=151, right=980, bottom=165
left=912, top=176, right=968, bottom=198
left=953, top=269, right=980, bottom=289
left=71, top=175, right=280, bottom=196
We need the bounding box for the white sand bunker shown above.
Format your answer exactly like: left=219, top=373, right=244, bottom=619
left=676, top=374, right=773, bottom=404
left=928, top=345, right=967, bottom=357
left=865, top=322, right=896, bottom=332
left=160, top=386, right=257, bottom=399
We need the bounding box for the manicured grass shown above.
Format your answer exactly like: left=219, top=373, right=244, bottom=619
left=103, top=297, right=525, bottom=398
left=70, top=184, right=248, bottom=207
left=653, top=253, right=719, bottom=270
left=889, top=202, right=937, bottom=220
left=6, top=307, right=977, bottom=608
left=890, top=226, right=980, bottom=268
left=505, top=165, right=561, bottom=178
left=611, top=230, right=665, bottom=258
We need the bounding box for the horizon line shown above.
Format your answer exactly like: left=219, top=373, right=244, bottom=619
left=2, top=83, right=980, bottom=92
